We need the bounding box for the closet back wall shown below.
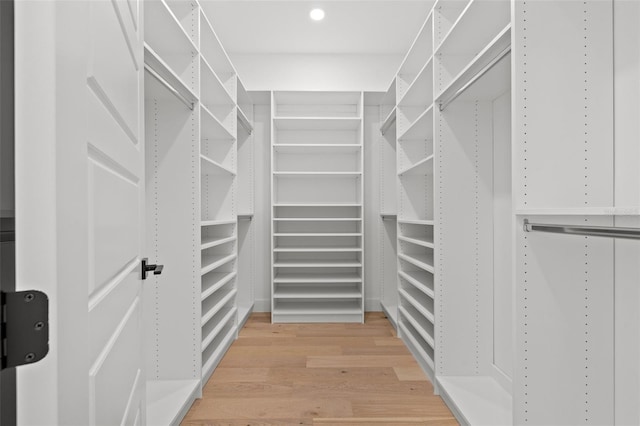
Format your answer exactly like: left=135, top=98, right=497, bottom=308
left=231, top=54, right=402, bottom=92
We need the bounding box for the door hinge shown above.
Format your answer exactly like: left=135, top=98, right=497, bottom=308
left=141, top=258, right=164, bottom=280
left=1, top=290, right=49, bottom=370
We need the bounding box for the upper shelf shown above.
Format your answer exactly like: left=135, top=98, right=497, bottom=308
left=273, top=144, right=362, bottom=154
left=398, top=105, right=434, bottom=141
left=145, top=0, right=197, bottom=57
left=200, top=154, right=236, bottom=176
left=199, top=9, right=236, bottom=83
left=201, top=105, right=236, bottom=141
left=436, top=25, right=511, bottom=109
left=398, top=57, right=434, bottom=108
left=435, top=0, right=511, bottom=56
left=397, top=12, right=434, bottom=94
left=144, top=44, right=197, bottom=110
left=273, top=117, right=362, bottom=130
left=273, top=91, right=362, bottom=118
left=398, top=155, right=434, bottom=176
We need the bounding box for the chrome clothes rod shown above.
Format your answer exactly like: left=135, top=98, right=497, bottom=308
left=439, top=45, right=511, bottom=112
left=144, top=65, right=194, bottom=111
left=237, top=112, right=253, bottom=135
left=380, top=114, right=396, bottom=136
left=523, top=219, right=640, bottom=240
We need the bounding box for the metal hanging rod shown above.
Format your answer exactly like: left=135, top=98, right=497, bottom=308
left=439, top=45, right=511, bottom=112
left=381, top=214, right=397, bottom=221
left=144, top=65, right=194, bottom=111
left=237, top=111, right=253, bottom=135
left=238, top=214, right=253, bottom=221
left=523, top=219, right=640, bottom=240
left=380, top=111, right=396, bottom=136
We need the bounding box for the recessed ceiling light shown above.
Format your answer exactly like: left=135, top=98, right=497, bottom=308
left=310, top=8, right=325, bottom=21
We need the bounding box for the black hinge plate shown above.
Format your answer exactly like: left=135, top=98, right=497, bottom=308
left=1, top=290, right=49, bottom=370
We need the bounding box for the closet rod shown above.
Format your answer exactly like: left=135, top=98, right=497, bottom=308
left=439, top=45, right=511, bottom=112
left=144, top=65, right=194, bottom=111
left=238, top=214, right=253, bottom=221
left=380, top=113, right=396, bottom=136
left=237, top=112, right=253, bottom=135
left=381, top=214, right=397, bottom=221
left=523, top=219, right=640, bottom=240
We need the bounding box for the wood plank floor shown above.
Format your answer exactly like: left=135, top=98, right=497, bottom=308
left=182, top=312, right=457, bottom=426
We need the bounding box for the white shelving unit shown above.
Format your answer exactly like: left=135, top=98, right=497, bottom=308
left=389, top=7, right=438, bottom=387
left=433, top=0, right=513, bottom=423
left=198, top=5, right=240, bottom=387
left=142, top=1, right=255, bottom=422
left=378, top=79, right=399, bottom=328
left=271, top=91, right=365, bottom=323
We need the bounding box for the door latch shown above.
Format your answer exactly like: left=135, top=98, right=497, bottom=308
left=141, top=258, right=164, bottom=280
left=1, top=290, right=49, bottom=370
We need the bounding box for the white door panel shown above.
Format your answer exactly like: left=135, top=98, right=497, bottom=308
left=16, top=0, right=145, bottom=424
left=88, top=0, right=140, bottom=143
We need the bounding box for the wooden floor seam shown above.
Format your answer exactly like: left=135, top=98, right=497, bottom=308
left=181, top=312, right=457, bottom=426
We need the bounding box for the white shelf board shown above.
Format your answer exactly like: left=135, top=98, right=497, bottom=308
left=201, top=271, right=237, bottom=301
left=274, top=203, right=362, bottom=208
left=398, top=57, right=433, bottom=107
left=199, top=8, right=235, bottom=77
left=200, top=56, right=235, bottom=107
left=273, top=144, right=362, bottom=154
left=143, top=44, right=197, bottom=107
left=398, top=270, right=434, bottom=298
left=201, top=235, right=236, bottom=251
left=146, top=379, right=199, bottom=426
left=273, top=300, right=362, bottom=315
left=201, top=154, right=236, bottom=176
left=398, top=155, right=434, bottom=176
left=274, top=247, right=361, bottom=253
left=237, top=303, right=254, bottom=329
left=435, top=0, right=510, bottom=55
left=399, top=306, right=434, bottom=349
left=201, top=104, right=235, bottom=141
left=398, top=252, right=435, bottom=273
left=273, top=117, right=361, bottom=130
left=274, top=272, right=362, bottom=283
left=398, top=219, right=434, bottom=226
left=273, top=171, right=362, bottom=178
left=202, top=288, right=237, bottom=326
left=201, top=219, right=236, bottom=227
left=145, top=0, right=197, bottom=55
left=380, top=301, right=398, bottom=330
left=273, top=284, right=362, bottom=299
left=515, top=207, right=640, bottom=216
left=437, top=376, right=512, bottom=426
left=274, top=217, right=361, bottom=222
left=436, top=25, right=511, bottom=105
left=201, top=253, right=236, bottom=276
left=274, top=259, right=362, bottom=268
left=202, top=306, right=237, bottom=351
left=398, top=321, right=434, bottom=371
left=202, top=325, right=237, bottom=384
left=398, top=105, right=434, bottom=141
left=399, top=287, right=434, bottom=324
left=398, top=235, right=434, bottom=249
left=380, top=107, right=397, bottom=135
left=274, top=232, right=362, bottom=237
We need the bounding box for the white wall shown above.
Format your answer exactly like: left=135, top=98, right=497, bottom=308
left=231, top=53, right=402, bottom=92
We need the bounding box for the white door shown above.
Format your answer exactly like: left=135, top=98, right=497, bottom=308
left=14, top=1, right=146, bottom=424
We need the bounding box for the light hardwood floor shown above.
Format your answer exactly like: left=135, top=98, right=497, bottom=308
left=182, top=312, right=457, bottom=426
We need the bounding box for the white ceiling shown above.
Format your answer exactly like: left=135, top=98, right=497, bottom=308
left=200, top=1, right=435, bottom=55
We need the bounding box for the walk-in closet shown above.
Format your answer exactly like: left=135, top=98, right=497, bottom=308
left=6, top=0, right=640, bottom=425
